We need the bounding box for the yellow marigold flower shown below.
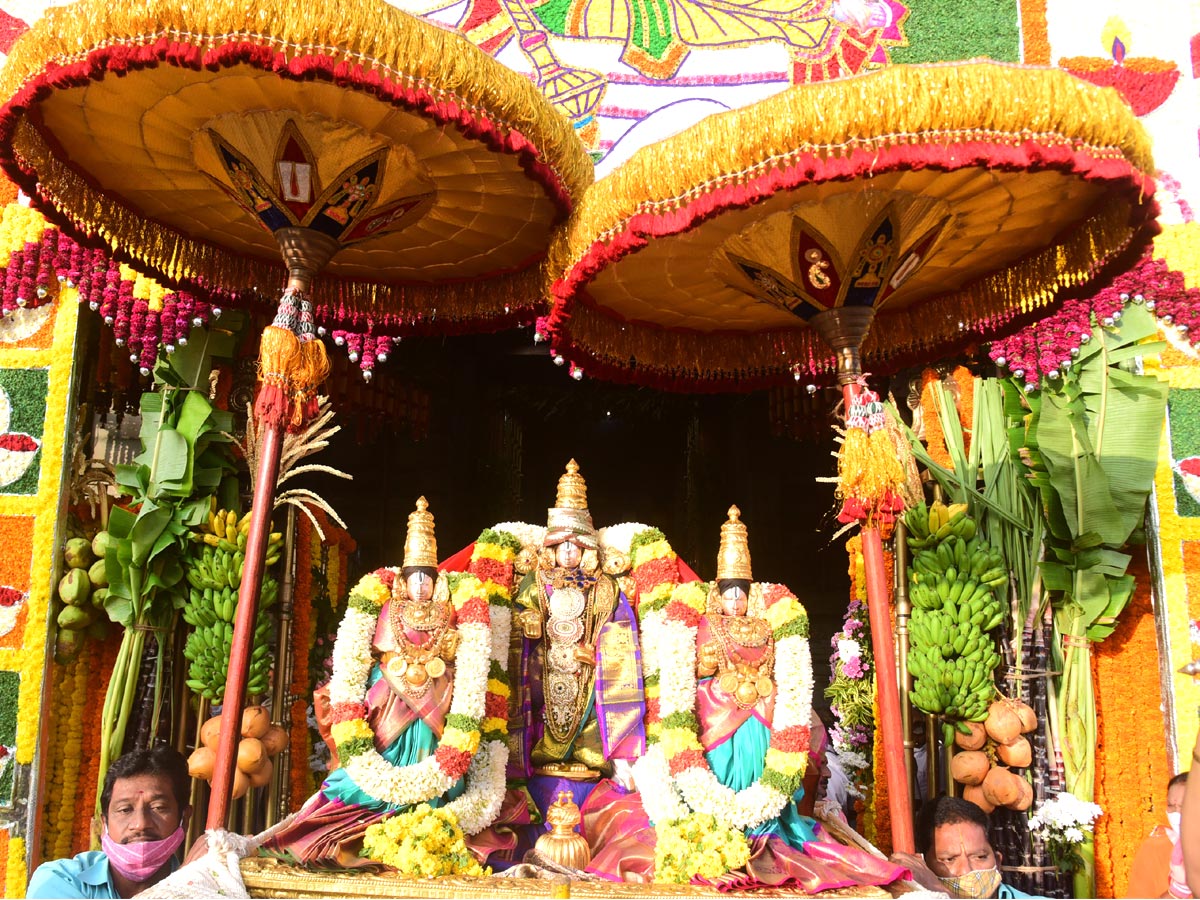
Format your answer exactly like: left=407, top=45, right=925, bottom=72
left=482, top=716, right=508, bottom=735
left=659, top=728, right=703, bottom=758
left=765, top=748, right=806, bottom=776
left=356, top=573, right=389, bottom=607
left=441, top=726, right=481, bottom=754
left=487, top=678, right=510, bottom=698
left=635, top=540, right=675, bottom=563
left=765, top=597, right=800, bottom=630
left=331, top=719, right=374, bottom=745
left=474, top=542, right=511, bottom=562
left=672, top=582, right=708, bottom=612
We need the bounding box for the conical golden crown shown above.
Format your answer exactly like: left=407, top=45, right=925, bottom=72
left=555, top=459, right=589, bottom=510
left=403, top=496, right=438, bottom=568
left=716, top=505, right=752, bottom=581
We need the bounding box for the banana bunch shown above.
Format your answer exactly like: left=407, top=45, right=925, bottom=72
left=181, top=505, right=283, bottom=701
left=905, top=501, right=1006, bottom=722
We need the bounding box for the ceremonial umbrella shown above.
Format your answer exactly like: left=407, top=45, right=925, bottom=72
left=0, top=0, right=591, bottom=828
left=548, top=61, right=1156, bottom=851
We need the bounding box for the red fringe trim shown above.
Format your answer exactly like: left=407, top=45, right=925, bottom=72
left=549, top=141, right=1158, bottom=394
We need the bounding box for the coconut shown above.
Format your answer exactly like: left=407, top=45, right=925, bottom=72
left=1008, top=777, right=1034, bottom=811
left=962, top=784, right=996, bottom=814
left=950, top=751, right=991, bottom=787
left=984, top=701, right=1022, bottom=745
left=261, top=724, right=289, bottom=756
left=188, top=746, right=215, bottom=780
left=241, top=706, right=271, bottom=739
left=248, top=757, right=274, bottom=789
left=1012, top=700, right=1038, bottom=734
left=200, top=715, right=223, bottom=750
left=237, top=737, right=266, bottom=774
left=231, top=767, right=251, bottom=800
left=981, top=766, right=1022, bottom=808
left=997, top=736, right=1032, bottom=769
left=954, top=722, right=988, bottom=751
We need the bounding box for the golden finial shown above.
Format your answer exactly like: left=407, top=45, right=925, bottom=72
left=403, top=496, right=438, bottom=568
left=555, top=459, right=589, bottom=510
left=716, top=504, right=752, bottom=581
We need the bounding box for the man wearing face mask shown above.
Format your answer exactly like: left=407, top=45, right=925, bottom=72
left=28, top=746, right=190, bottom=898
left=1128, top=772, right=1188, bottom=899
left=892, top=796, right=1043, bottom=899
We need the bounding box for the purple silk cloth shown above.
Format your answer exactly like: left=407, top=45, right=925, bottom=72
left=594, top=592, right=647, bottom=760
left=581, top=781, right=910, bottom=892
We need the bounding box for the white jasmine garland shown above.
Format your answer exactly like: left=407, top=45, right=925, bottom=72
left=631, top=745, right=690, bottom=825
left=491, top=521, right=545, bottom=555
left=448, top=623, right=491, bottom=721
left=639, top=607, right=666, bottom=680
left=597, top=522, right=653, bottom=558
left=444, top=740, right=510, bottom=835
left=773, top=635, right=814, bottom=731
left=328, top=606, right=378, bottom=705
left=657, top=620, right=698, bottom=715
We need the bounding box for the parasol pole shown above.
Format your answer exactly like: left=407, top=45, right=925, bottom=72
left=812, top=307, right=915, bottom=855
left=208, top=228, right=339, bottom=830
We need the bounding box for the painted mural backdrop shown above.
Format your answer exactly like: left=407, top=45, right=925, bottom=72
left=0, top=0, right=1196, bottom=895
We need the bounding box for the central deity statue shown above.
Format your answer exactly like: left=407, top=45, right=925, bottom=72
left=512, top=460, right=645, bottom=784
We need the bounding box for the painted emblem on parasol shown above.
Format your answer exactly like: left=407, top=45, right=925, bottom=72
left=202, top=117, right=436, bottom=247
left=0, top=586, right=25, bottom=637
left=716, top=193, right=951, bottom=320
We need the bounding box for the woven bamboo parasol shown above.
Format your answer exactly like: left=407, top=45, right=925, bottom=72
left=0, top=0, right=591, bottom=829
left=548, top=61, right=1157, bottom=851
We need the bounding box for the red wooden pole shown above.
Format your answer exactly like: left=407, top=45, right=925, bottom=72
left=206, top=421, right=284, bottom=829
left=861, top=522, right=916, bottom=854
left=839, top=378, right=914, bottom=853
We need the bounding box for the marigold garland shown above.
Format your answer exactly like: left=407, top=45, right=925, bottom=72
left=1091, top=554, right=1170, bottom=900
left=1019, top=0, right=1050, bottom=65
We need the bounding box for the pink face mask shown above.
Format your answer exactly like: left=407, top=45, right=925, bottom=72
left=102, top=825, right=184, bottom=882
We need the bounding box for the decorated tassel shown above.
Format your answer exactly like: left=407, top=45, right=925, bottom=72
left=255, top=288, right=303, bottom=429
left=836, top=384, right=907, bottom=529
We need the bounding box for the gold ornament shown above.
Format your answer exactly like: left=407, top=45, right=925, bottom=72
left=716, top=505, right=753, bottom=581
left=403, top=496, right=438, bottom=568
left=425, top=657, right=446, bottom=679
left=555, top=459, right=588, bottom=510
left=534, top=791, right=592, bottom=870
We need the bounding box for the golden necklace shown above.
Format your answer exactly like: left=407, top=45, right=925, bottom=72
left=385, top=598, right=454, bottom=698
left=711, top=614, right=775, bottom=710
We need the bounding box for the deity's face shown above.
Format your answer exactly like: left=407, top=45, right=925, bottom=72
left=555, top=540, right=582, bottom=569
left=407, top=570, right=434, bottom=602
left=720, top=583, right=748, bottom=616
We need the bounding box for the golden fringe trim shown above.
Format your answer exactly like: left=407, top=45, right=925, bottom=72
left=549, top=61, right=1152, bottom=276
left=0, top=0, right=590, bottom=204
left=12, top=119, right=546, bottom=323
left=562, top=200, right=1136, bottom=383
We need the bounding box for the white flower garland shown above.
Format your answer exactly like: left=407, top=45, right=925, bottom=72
left=631, top=745, right=691, bottom=825
left=444, top=740, right=510, bottom=835
left=597, top=522, right=653, bottom=558
left=491, top=521, right=545, bottom=556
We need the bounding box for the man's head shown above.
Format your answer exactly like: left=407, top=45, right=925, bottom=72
left=920, top=797, right=1002, bottom=898
left=101, top=746, right=191, bottom=844
left=1169, top=771, right=1188, bottom=815
left=1168, top=771, right=1188, bottom=834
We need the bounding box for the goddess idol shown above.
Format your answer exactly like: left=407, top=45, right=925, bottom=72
left=511, top=461, right=646, bottom=806
left=586, top=507, right=905, bottom=890
left=264, top=498, right=509, bottom=866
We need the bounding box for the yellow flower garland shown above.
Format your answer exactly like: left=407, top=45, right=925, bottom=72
left=0, top=293, right=80, bottom=891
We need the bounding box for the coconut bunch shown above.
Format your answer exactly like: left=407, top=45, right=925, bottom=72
left=950, top=697, right=1038, bottom=813
left=187, top=706, right=289, bottom=799
left=53, top=533, right=113, bottom=662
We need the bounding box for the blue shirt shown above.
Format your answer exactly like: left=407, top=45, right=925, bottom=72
left=999, top=883, right=1041, bottom=899
left=27, top=852, right=119, bottom=899
left=26, top=851, right=179, bottom=899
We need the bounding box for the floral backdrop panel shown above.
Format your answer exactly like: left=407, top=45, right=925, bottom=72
left=0, top=368, right=47, bottom=497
